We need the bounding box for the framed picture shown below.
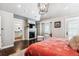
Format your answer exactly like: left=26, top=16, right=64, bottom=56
left=54, top=21, right=61, bottom=28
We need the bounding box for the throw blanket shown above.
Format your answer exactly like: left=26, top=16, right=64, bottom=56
left=24, top=37, right=79, bottom=56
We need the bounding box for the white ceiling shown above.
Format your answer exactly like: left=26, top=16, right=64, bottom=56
left=0, top=3, right=79, bottom=20
left=0, top=3, right=40, bottom=20
left=45, top=3, right=79, bottom=19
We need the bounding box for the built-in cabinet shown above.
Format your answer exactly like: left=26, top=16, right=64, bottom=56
left=0, top=10, right=36, bottom=50
left=28, top=20, right=36, bottom=40
left=14, top=18, right=25, bottom=41
left=0, top=10, right=14, bottom=49
left=13, top=18, right=36, bottom=41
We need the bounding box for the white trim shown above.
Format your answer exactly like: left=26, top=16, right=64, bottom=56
left=0, top=16, right=1, bottom=49
left=0, top=44, right=14, bottom=50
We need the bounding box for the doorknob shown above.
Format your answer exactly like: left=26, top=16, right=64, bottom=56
left=66, top=32, right=68, bottom=35
left=1, top=28, right=4, bottom=30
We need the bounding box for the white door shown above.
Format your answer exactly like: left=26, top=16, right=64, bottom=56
left=1, top=13, right=14, bottom=49
left=67, top=18, right=79, bottom=40
left=0, top=16, right=1, bottom=48
left=44, top=23, right=50, bottom=34
left=44, top=23, right=50, bottom=39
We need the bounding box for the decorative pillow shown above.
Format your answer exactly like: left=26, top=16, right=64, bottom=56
left=69, top=36, right=79, bottom=51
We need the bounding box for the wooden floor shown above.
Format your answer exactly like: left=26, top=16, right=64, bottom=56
left=0, top=40, right=29, bottom=56
left=0, top=38, right=38, bottom=56
left=10, top=49, right=26, bottom=56
left=0, top=38, right=37, bottom=56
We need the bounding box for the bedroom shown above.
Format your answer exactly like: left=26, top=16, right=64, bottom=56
left=0, top=3, right=79, bottom=56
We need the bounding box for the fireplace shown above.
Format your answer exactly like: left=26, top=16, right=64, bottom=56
left=29, top=32, right=35, bottom=38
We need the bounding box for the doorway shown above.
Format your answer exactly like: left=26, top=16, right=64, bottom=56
left=67, top=17, right=79, bottom=40
left=41, top=22, right=52, bottom=39
left=14, top=18, right=25, bottom=41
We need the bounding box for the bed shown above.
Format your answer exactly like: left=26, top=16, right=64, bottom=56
left=24, top=37, right=79, bottom=56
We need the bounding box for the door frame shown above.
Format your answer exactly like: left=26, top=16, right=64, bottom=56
left=0, top=16, right=1, bottom=49
left=65, top=17, right=79, bottom=39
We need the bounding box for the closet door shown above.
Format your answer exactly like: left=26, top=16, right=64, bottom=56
left=67, top=19, right=79, bottom=39
left=44, top=23, right=50, bottom=39
left=1, top=11, right=14, bottom=49
left=67, top=17, right=79, bottom=40
left=44, top=23, right=50, bottom=34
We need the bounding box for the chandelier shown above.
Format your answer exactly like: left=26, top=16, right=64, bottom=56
left=38, top=3, right=49, bottom=15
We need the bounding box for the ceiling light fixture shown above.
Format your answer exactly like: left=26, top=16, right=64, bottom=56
left=17, top=4, right=22, bottom=8
left=64, top=6, right=69, bottom=10
left=38, top=3, right=49, bottom=15
left=32, top=11, right=35, bottom=14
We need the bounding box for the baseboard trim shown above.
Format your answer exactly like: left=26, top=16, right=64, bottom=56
left=1, top=44, right=14, bottom=50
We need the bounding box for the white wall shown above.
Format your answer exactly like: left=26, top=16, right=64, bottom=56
left=52, top=17, right=66, bottom=38
left=28, top=20, right=35, bottom=24
left=0, top=10, right=14, bottom=49
left=40, top=17, right=66, bottom=38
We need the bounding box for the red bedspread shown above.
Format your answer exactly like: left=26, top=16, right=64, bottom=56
left=24, top=37, right=79, bottom=56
